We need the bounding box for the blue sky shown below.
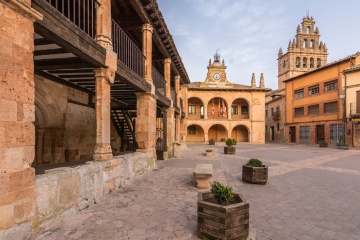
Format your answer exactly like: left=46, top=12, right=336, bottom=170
left=157, top=0, right=360, bottom=89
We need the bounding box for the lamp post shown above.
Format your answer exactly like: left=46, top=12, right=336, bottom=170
left=339, top=92, right=346, bottom=144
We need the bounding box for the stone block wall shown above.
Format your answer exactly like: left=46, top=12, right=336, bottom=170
left=32, top=152, right=152, bottom=236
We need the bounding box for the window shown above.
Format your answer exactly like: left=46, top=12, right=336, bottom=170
left=200, top=105, right=204, bottom=118
left=308, top=104, right=319, bottom=115
left=300, top=126, right=311, bottom=144
left=317, top=58, right=321, bottom=68
left=271, top=108, right=274, bottom=116
left=276, top=106, right=280, bottom=113
left=231, top=106, right=238, bottom=115
left=277, top=123, right=280, bottom=131
left=187, top=126, right=196, bottom=135
left=324, top=80, right=338, bottom=92
left=188, top=105, right=196, bottom=114
left=303, top=57, right=307, bottom=68
left=324, top=101, right=338, bottom=113
left=265, top=110, right=268, bottom=117
left=308, top=85, right=319, bottom=96
left=294, top=89, right=304, bottom=99
left=241, top=106, right=248, bottom=115
left=310, top=58, right=314, bottom=68
left=294, top=107, right=304, bottom=117
left=296, top=57, right=300, bottom=68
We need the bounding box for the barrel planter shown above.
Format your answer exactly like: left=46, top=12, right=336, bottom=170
left=197, top=191, right=249, bottom=240
left=224, top=147, right=235, bottom=155
left=242, top=165, right=268, bottom=184
left=209, top=140, right=215, bottom=145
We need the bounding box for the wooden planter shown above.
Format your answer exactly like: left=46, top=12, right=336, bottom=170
left=242, top=165, right=268, bottom=184
left=224, top=147, right=235, bottom=155
left=318, top=141, right=328, bottom=147
left=209, top=140, right=215, bottom=145
left=336, top=145, right=350, bottom=150
left=197, top=191, right=249, bottom=240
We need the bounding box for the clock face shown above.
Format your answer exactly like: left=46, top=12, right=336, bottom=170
left=213, top=73, right=220, bottom=80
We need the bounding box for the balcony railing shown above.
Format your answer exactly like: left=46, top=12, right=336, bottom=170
left=171, top=88, right=177, bottom=107
left=273, top=111, right=281, bottom=121
left=44, top=0, right=96, bottom=38
left=180, top=98, right=183, bottom=111
left=350, top=102, right=360, bottom=116
left=152, top=66, right=166, bottom=95
left=112, top=20, right=145, bottom=77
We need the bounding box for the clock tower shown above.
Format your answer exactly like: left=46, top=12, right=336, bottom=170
left=201, top=53, right=233, bottom=88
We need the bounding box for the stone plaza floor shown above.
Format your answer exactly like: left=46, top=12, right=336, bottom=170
left=36, top=143, right=360, bottom=240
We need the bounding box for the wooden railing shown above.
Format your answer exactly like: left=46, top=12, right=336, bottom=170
left=44, top=0, right=96, bottom=38
left=152, top=66, right=166, bottom=95
left=112, top=20, right=145, bottom=77
left=171, top=88, right=177, bottom=107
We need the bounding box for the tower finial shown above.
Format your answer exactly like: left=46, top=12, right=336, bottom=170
left=259, top=73, right=265, bottom=88
left=214, top=49, right=220, bottom=62
left=306, top=9, right=309, bottom=18
left=251, top=73, right=256, bottom=88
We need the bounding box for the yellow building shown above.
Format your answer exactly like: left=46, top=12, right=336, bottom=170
left=284, top=53, right=360, bottom=145
left=182, top=53, right=270, bottom=144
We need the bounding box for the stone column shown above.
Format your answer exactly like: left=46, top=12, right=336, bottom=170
left=95, top=0, right=113, bottom=49
left=166, top=107, right=175, bottom=158
left=174, top=75, right=180, bottom=106
left=175, top=115, right=181, bottom=142
left=204, top=106, right=208, bottom=119
left=164, top=58, right=171, bottom=98
left=227, top=106, right=231, bottom=120
left=180, top=118, right=187, bottom=143
left=93, top=68, right=113, bottom=161
left=142, top=24, right=153, bottom=83
left=135, top=92, right=157, bottom=161
left=204, top=132, right=208, bottom=142
left=0, top=0, right=42, bottom=237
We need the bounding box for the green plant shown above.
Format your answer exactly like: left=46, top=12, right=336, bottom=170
left=336, top=142, right=347, bottom=146
left=225, top=138, right=233, bottom=147
left=210, top=181, right=234, bottom=204
left=246, top=158, right=263, bottom=167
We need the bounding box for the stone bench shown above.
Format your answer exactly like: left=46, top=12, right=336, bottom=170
left=193, top=164, right=213, bottom=189
left=205, top=149, right=213, bottom=157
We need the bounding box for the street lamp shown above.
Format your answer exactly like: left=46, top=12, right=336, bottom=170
left=339, top=92, right=346, bottom=144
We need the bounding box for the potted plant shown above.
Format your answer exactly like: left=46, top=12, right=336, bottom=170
left=242, top=159, right=268, bottom=184
left=208, top=139, right=215, bottom=145
left=197, top=181, right=249, bottom=240
left=318, top=140, right=328, bottom=147
left=224, top=138, right=235, bottom=154
left=336, top=142, right=349, bottom=150
left=232, top=139, right=237, bottom=145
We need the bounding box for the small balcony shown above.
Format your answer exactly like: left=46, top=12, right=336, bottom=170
left=272, top=111, right=281, bottom=121
left=350, top=102, right=360, bottom=117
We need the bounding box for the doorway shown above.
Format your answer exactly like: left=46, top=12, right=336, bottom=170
left=316, top=125, right=325, bottom=143
left=270, top=126, right=275, bottom=141
left=289, top=127, right=296, bottom=143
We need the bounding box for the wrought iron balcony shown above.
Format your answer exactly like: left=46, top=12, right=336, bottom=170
left=350, top=102, right=360, bottom=117
left=272, top=111, right=281, bottom=121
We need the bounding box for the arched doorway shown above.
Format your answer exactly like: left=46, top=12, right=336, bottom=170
left=231, top=125, right=249, bottom=142
left=207, top=97, right=228, bottom=119
left=187, top=97, right=204, bottom=119
left=208, top=124, right=228, bottom=141
left=187, top=124, right=205, bottom=142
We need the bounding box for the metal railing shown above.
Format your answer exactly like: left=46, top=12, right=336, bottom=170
left=112, top=20, right=145, bottom=77
left=171, top=88, right=177, bottom=107
left=272, top=111, right=281, bottom=121
left=44, top=0, right=96, bottom=38
left=152, top=66, right=166, bottom=95
left=350, top=102, right=360, bottom=115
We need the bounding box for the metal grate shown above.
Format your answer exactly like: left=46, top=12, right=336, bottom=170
left=330, top=124, right=342, bottom=145
left=299, top=126, right=310, bottom=144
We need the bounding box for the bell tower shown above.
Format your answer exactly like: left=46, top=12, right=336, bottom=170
left=277, top=16, right=328, bottom=89
left=201, top=52, right=233, bottom=88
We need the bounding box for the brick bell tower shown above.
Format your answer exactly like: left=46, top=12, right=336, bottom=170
left=277, top=15, right=328, bottom=89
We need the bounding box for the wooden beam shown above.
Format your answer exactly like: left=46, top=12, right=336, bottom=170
left=34, top=48, right=69, bottom=56
left=32, top=0, right=106, bottom=68
left=35, top=62, right=92, bottom=70
left=115, top=61, right=151, bottom=92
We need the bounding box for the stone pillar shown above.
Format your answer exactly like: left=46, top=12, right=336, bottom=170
left=227, top=106, right=231, bottom=120
left=93, top=68, right=113, bottom=161
left=164, top=58, right=171, bottom=98
left=180, top=118, right=187, bottom=143
left=0, top=0, right=42, bottom=237
left=142, top=24, right=153, bottom=83
left=174, top=75, right=180, bottom=106
left=95, top=0, right=113, bottom=49
left=166, top=107, right=175, bottom=158
left=204, top=132, right=208, bottom=142
left=135, top=92, right=157, bottom=161
left=35, top=129, right=46, bottom=166
left=175, top=115, right=181, bottom=142
left=204, top=106, right=208, bottom=119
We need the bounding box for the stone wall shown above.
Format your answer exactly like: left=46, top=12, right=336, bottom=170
left=33, top=151, right=153, bottom=236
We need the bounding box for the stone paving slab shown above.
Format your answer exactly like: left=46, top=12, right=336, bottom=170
left=35, top=143, right=360, bottom=240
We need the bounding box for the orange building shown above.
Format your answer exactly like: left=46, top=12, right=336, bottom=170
left=284, top=53, right=360, bottom=145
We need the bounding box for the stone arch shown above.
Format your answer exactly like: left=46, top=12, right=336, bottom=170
left=208, top=124, right=228, bottom=142
left=186, top=124, right=205, bottom=142
left=35, top=92, right=63, bottom=128
left=310, top=58, right=314, bottom=68
left=188, top=97, right=204, bottom=119
left=295, top=57, right=300, bottom=68
left=207, top=97, right=229, bottom=119
left=303, top=39, right=307, bottom=48
left=317, top=58, right=321, bottom=68
left=303, top=57, right=307, bottom=68
left=231, top=125, right=249, bottom=142
left=310, top=39, right=314, bottom=48
left=231, top=98, right=249, bottom=120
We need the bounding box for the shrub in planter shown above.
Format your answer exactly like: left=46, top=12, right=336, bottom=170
left=197, top=181, right=249, bottom=240
left=242, top=159, right=268, bottom=184
left=209, top=139, right=215, bottom=145
left=336, top=142, right=350, bottom=150
left=224, top=138, right=235, bottom=154
left=318, top=140, right=328, bottom=147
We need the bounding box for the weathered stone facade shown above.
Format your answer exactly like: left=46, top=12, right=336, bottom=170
left=183, top=54, right=269, bottom=144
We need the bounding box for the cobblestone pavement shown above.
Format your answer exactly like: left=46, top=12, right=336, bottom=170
left=36, top=143, right=360, bottom=240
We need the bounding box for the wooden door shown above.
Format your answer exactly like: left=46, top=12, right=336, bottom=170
left=316, top=125, right=325, bottom=142
left=290, top=127, right=296, bottom=143
left=208, top=127, right=217, bottom=141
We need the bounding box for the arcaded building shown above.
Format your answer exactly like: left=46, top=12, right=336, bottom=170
left=265, top=16, right=328, bottom=142
left=0, top=0, right=189, bottom=238
left=182, top=54, right=270, bottom=144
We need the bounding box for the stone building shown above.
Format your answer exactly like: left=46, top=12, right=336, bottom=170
left=265, top=16, right=328, bottom=142
left=284, top=53, right=360, bottom=145
left=0, top=0, right=189, bottom=238
left=182, top=53, right=270, bottom=144
left=342, top=65, right=360, bottom=146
